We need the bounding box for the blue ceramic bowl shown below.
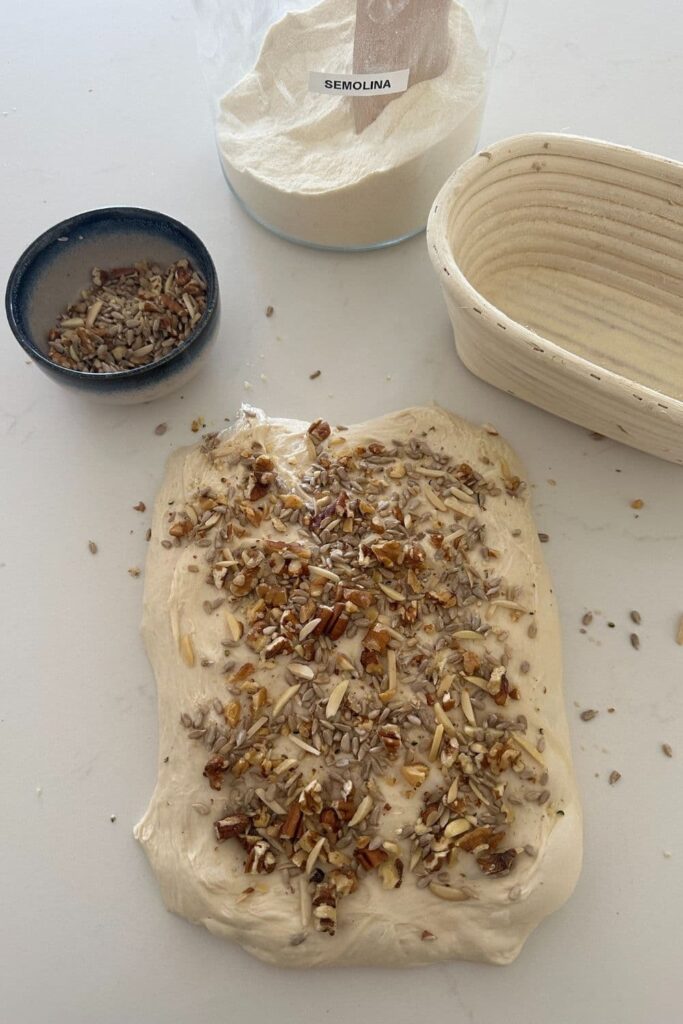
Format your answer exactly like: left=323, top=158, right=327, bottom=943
left=5, top=207, right=219, bottom=403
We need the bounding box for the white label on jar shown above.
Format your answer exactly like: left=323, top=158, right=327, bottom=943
left=308, top=69, right=410, bottom=96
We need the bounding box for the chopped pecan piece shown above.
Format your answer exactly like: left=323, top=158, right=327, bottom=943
left=370, top=540, right=403, bottom=567
left=264, top=636, right=292, bottom=659
left=360, top=648, right=382, bottom=675
left=330, top=867, right=358, bottom=896
left=308, top=419, right=331, bottom=446
left=313, top=605, right=334, bottom=636
left=245, top=839, right=277, bottom=874
left=203, top=755, right=228, bottom=791
left=343, top=587, right=373, bottom=609
left=363, top=624, right=391, bottom=653
left=478, top=848, right=517, bottom=875
left=319, top=807, right=341, bottom=835
left=169, top=519, right=192, bottom=538
left=378, top=723, right=401, bottom=757
left=378, top=857, right=404, bottom=889
left=493, top=673, right=510, bottom=706
left=253, top=455, right=274, bottom=475
left=248, top=481, right=269, bottom=501
left=328, top=613, right=349, bottom=641
left=214, top=813, right=250, bottom=841
left=334, top=798, right=357, bottom=823
left=312, top=882, right=337, bottom=934
left=462, top=650, right=481, bottom=675
left=231, top=663, right=256, bottom=684
left=354, top=847, right=388, bottom=871
left=279, top=803, right=303, bottom=841
left=455, top=825, right=503, bottom=853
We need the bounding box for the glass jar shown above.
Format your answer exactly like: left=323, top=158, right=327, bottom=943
left=194, top=0, right=507, bottom=251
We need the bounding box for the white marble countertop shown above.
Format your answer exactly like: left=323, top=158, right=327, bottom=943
left=1, top=1, right=682, bottom=1021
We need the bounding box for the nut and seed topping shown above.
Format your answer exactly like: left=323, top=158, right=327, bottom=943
left=47, top=260, right=207, bottom=373
left=171, top=416, right=553, bottom=936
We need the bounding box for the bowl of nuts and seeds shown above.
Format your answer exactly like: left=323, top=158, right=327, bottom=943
left=5, top=207, right=219, bottom=403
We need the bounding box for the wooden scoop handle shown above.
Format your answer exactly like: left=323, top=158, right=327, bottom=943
left=353, top=0, right=451, bottom=133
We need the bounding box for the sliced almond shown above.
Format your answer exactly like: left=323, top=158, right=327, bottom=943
left=271, top=684, right=300, bottom=719
left=308, top=565, right=340, bottom=583
left=326, top=679, right=349, bottom=719
left=460, top=688, right=476, bottom=725
left=428, top=882, right=471, bottom=902
left=306, top=836, right=326, bottom=877
left=378, top=582, right=404, bottom=602
left=423, top=484, right=447, bottom=512
left=453, top=630, right=484, bottom=640
left=289, top=735, right=321, bottom=756
left=179, top=634, right=195, bottom=667
left=335, top=652, right=356, bottom=673
left=443, top=497, right=474, bottom=518
left=225, top=611, right=244, bottom=642
left=299, top=618, right=321, bottom=641
left=489, top=598, right=529, bottom=613
left=446, top=778, right=459, bottom=804
left=348, top=794, right=373, bottom=828
left=246, top=715, right=268, bottom=739
left=274, top=757, right=299, bottom=775
left=448, top=486, right=476, bottom=504
left=434, top=702, right=457, bottom=737
left=429, top=723, right=444, bottom=761
left=443, top=529, right=466, bottom=545
left=437, top=672, right=455, bottom=696
left=387, top=648, right=398, bottom=691
left=288, top=663, right=315, bottom=680
left=463, top=674, right=498, bottom=695
left=255, top=788, right=286, bottom=815
left=444, top=818, right=472, bottom=839
left=511, top=733, right=546, bottom=766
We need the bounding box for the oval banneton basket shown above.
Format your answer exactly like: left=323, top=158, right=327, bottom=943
left=427, top=133, right=683, bottom=464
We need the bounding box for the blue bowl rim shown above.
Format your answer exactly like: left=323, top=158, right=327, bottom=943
left=4, top=206, right=219, bottom=383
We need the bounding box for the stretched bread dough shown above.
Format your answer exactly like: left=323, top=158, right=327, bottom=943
left=135, top=406, right=582, bottom=966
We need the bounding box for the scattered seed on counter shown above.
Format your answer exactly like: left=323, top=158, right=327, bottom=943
left=145, top=528, right=152, bottom=542
left=309, top=370, right=321, bottom=379
left=265, top=305, right=274, bottom=317
left=88, top=540, right=98, bottom=555
left=538, top=532, right=550, bottom=543
left=47, top=260, right=207, bottom=372
left=191, top=417, right=205, bottom=433
left=128, top=566, right=141, bottom=577
left=580, top=709, right=599, bottom=722
left=608, top=771, right=621, bottom=785
left=662, top=743, right=673, bottom=758
left=607, top=621, right=615, bottom=628
left=581, top=611, right=593, bottom=627
left=154, top=422, right=168, bottom=435
left=630, top=633, right=640, bottom=650
left=630, top=498, right=644, bottom=509
left=630, top=610, right=641, bottom=625
left=133, top=501, right=146, bottom=512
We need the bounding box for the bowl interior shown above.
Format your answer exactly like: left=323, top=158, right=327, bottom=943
left=9, top=209, right=214, bottom=364
left=443, top=138, right=683, bottom=401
